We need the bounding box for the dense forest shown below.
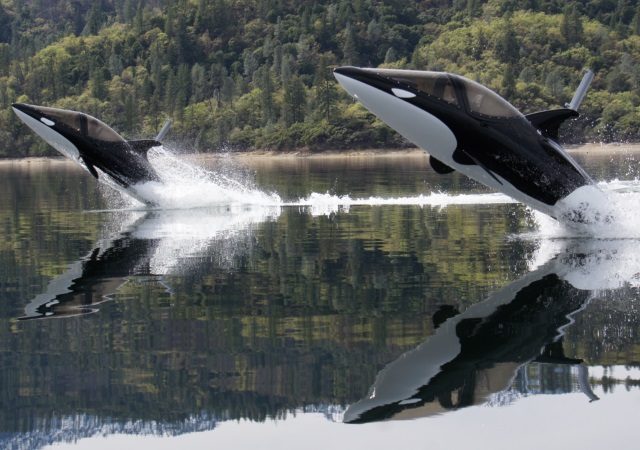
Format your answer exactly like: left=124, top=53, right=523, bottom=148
left=2, top=0, right=640, bottom=156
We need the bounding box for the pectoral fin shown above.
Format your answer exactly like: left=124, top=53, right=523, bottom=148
left=429, top=155, right=455, bottom=174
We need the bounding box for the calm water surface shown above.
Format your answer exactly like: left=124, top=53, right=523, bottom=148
left=1, top=148, right=640, bottom=449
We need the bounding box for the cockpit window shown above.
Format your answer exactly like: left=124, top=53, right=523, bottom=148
left=36, top=106, right=125, bottom=142
left=365, top=69, right=523, bottom=118
left=83, top=115, right=124, bottom=141
left=367, top=69, right=459, bottom=106
left=458, top=77, right=522, bottom=118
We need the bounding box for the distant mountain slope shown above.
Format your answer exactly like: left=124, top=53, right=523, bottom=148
left=1, top=0, right=640, bottom=156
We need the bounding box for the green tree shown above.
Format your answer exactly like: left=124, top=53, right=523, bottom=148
left=84, top=0, right=104, bottom=36
left=282, top=75, right=307, bottom=127
left=312, top=55, right=339, bottom=123
left=495, top=19, right=520, bottom=65
left=545, top=69, right=565, bottom=98
left=0, top=3, right=11, bottom=43
left=257, top=66, right=277, bottom=125
left=561, top=3, right=584, bottom=44
left=342, top=22, right=359, bottom=66
left=502, top=64, right=517, bottom=99
left=89, top=66, right=108, bottom=100
left=191, top=63, right=208, bottom=104
left=384, top=47, right=397, bottom=64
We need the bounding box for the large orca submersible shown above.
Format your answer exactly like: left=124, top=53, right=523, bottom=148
left=334, top=67, right=610, bottom=225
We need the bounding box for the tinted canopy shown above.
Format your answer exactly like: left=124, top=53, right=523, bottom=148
left=366, top=69, right=522, bottom=118
left=458, top=77, right=522, bottom=118
left=35, top=105, right=125, bottom=142
left=366, top=69, right=459, bottom=106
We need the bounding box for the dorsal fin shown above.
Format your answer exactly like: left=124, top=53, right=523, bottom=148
left=128, top=140, right=161, bottom=158
left=533, top=341, right=583, bottom=365
left=525, top=108, right=579, bottom=141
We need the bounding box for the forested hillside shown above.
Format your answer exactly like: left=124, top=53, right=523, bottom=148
left=1, top=0, right=640, bottom=156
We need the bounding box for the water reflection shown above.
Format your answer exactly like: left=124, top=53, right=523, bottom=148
left=14, top=202, right=640, bottom=429
left=344, top=241, right=624, bottom=422
left=2, top=154, right=640, bottom=448
left=20, top=206, right=280, bottom=319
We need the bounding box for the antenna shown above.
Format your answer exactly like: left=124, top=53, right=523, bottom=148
left=567, top=69, right=594, bottom=111
left=155, top=119, right=173, bottom=142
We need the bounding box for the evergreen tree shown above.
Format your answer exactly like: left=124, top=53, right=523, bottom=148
left=84, top=0, right=103, bottom=36
left=495, top=19, right=520, bottom=65
left=175, top=63, right=191, bottom=122
left=467, top=0, right=482, bottom=18
left=0, top=45, right=10, bottom=77
left=282, top=75, right=307, bottom=127
left=342, top=22, right=358, bottom=66
left=89, top=66, right=108, bottom=100
left=0, top=4, right=11, bottom=43
left=502, top=64, right=517, bottom=99
left=384, top=47, right=397, bottom=64
left=165, top=71, right=176, bottom=115
left=191, top=63, right=208, bottom=104
left=313, top=55, right=339, bottom=123
left=561, top=3, right=584, bottom=44
left=632, top=5, right=640, bottom=35
left=545, top=70, right=565, bottom=98
left=257, top=66, right=277, bottom=125
left=124, top=0, right=136, bottom=24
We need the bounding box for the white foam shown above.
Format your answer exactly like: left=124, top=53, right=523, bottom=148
left=130, top=147, right=282, bottom=209
left=111, top=147, right=518, bottom=213
left=281, top=192, right=516, bottom=216
left=288, top=191, right=515, bottom=208
left=527, top=181, right=640, bottom=239
left=101, top=148, right=640, bottom=243
left=129, top=206, right=280, bottom=274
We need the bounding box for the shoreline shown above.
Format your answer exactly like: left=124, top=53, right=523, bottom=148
left=2, top=142, right=640, bottom=165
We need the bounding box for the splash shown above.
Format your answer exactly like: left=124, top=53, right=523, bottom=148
left=110, top=146, right=519, bottom=214
left=529, top=180, right=640, bottom=239
left=104, top=147, right=640, bottom=242
left=524, top=228, right=640, bottom=290
left=118, top=146, right=283, bottom=209
left=522, top=179, right=640, bottom=290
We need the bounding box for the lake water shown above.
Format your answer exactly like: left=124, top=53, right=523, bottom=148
left=1, top=146, right=640, bottom=449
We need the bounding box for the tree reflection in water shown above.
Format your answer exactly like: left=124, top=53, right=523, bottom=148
left=1, top=157, right=640, bottom=447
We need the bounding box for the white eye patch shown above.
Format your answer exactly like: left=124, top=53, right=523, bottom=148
left=391, top=88, right=416, bottom=99
left=40, top=117, right=55, bottom=126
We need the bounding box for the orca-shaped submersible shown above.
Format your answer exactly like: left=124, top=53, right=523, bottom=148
left=12, top=103, right=166, bottom=205
left=334, top=67, right=610, bottom=224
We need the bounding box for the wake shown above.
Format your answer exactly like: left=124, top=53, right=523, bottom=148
left=106, top=146, right=640, bottom=239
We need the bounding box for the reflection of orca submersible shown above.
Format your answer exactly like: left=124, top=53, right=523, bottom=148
left=334, top=67, right=609, bottom=224
left=343, top=251, right=601, bottom=424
